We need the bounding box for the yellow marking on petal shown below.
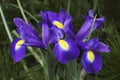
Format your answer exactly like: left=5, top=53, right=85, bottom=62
left=53, top=21, right=64, bottom=29
left=15, top=40, right=25, bottom=49
left=58, top=40, right=69, bottom=50
left=87, top=50, right=95, bottom=63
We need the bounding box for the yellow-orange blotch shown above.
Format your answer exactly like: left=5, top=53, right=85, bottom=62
left=87, top=50, right=95, bottom=63
left=58, top=40, right=69, bottom=50
left=15, top=40, right=25, bottom=49
left=53, top=21, right=64, bottom=29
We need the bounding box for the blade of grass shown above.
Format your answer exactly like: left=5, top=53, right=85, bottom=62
left=5, top=3, right=39, bottom=22
left=67, top=0, right=71, bottom=13
left=0, top=5, right=13, bottom=42
left=17, top=0, right=28, bottom=23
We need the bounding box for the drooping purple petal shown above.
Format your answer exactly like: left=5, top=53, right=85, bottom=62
left=83, top=38, right=99, bottom=50
left=54, top=39, right=80, bottom=64
left=54, top=44, right=69, bottom=63
left=82, top=50, right=102, bottom=73
left=96, top=16, right=105, bottom=23
left=83, top=38, right=110, bottom=52
left=94, top=41, right=110, bottom=53
left=10, top=38, right=26, bottom=63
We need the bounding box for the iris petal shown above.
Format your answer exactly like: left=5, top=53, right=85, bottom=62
left=76, top=9, right=104, bottom=42
left=54, top=39, right=80, bottom=64
left=76, top=19, right=93, bottom=41
left=23, top=39, right=46, bottom=49
left=84, top=38, right=99, bottom=49
left=93, top=16, right=105, bottom=30
left=49, top=26, right=64, bottom=44
left=42, top=22, right=50, bottom=47
left=83, top=38, right=110, bottom=52
left=14, top=18, right=40, bottom=41
left=65, top=28, right=75, bottom=40
left=94, top=42, right=110, bottom=52
left=82, top=51, right=102, bottom=73
left=10, top=38, right=26, bottom=63
left=88, top=9, right=94, bottom=18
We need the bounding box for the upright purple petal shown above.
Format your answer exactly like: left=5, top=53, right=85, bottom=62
left=93, top=16, right=105, bottom=30
left=10, top=38, right=26, bottom=63
left=82, top=50, right=102, bottom=73
left=46, top=11, right=59, bottom=22
left=88, top=9, right=94, bottom=18
left=49, top=26, right=64, bottom=44
left=65, top=28, right=75, bottom=40
left=59, top=10, right=67, bottom=23
left=76, top=9, right=105, bottom=42
left=14, top=18, right=40, bottom=41
left=59, top=10, right=72, bottom=31
left=42, top=22, right=50, bottom=47
left=76, top=19, right=93, bottom=41
left=40, top=11, right=48, bottom=21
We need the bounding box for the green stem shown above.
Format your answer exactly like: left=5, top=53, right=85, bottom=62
left=79, top=68, right=87, bottom=80
left=0, top=5, right=13, bottom=42
left=21, top=60, right=33, bottom=80
left=66, top=65, right=76, bottom=80
left=67, top=0, right=71, bottom=13
left=28, top=47, right=44, bottom=67
left=87, top=14, right=97, bottom=40
left=17, top=0, right=28, bottom=23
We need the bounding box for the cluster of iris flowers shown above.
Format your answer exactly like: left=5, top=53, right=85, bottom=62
left=10, top=9, right=110, bottom=73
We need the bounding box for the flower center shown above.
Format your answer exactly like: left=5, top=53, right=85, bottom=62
left=58, top=40, right=69, bottom=50
left=15, top=39, right=25, bottom=49
left=53, top=21, right=64, bottom=29
left=87, top=50, right=95, bottom=63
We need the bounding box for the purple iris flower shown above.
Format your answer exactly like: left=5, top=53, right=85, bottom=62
left=76, top=9, right=105, bottom=42
left=75, top=9, right=110, bottom=73
left=10, top=18, right=45, bottom=63
left=39, top=10, right=75, bottom=47
left=39, top=10, right=80, bottom=63
left=80, top=38, right=110, bottom=73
